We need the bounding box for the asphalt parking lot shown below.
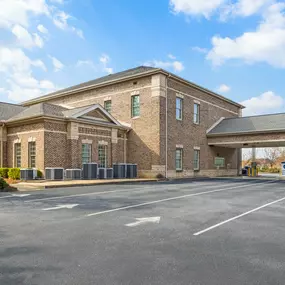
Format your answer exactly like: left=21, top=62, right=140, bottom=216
left=1, top=178, right=285, bottom=285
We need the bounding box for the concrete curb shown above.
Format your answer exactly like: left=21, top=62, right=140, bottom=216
left=11, top=179, right=159, bottom=192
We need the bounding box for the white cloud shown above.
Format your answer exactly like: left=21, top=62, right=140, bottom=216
left=49, top=0, right=64, bottom=4
left=240, top=91, right=284, bottom=116
left=192, top=46, right=208, bottom=53
left=224, top=0, right=273, bottom=18
left=37, top=24, right=48, bottom=34
left=207, top=3, right=285, bottom=67
left=0, top=47, right=57, bottom=101
left=76, top=60, right=97, bottom=70
left=170, top=0, right=226, bottom=18
left=217, top=84, right=231, bottom=93
left=99, top=54, right=114, bottom=74
left=168, top=54, right=176, bottom=60
left=144, top=59, right=185, bottom=72
left=52, top=10, right=84, bottom=39
left=12, top=24, right=44, bottom=49
left=0, top=0, right=49, bottom=28
left=49, top=55, right=64, bottom=72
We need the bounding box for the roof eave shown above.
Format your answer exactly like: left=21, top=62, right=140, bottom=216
left=21, top=68, right=161, bottom=106
left=207, top=129, right=285, bottom=137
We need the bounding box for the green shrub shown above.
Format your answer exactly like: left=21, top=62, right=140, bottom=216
left=8, top=168, right=20, bottom=180
left=37, top=170, right=43, bottom=178
left=0, top=168, right=9, bottom=178
left=0, top=177, right=8, bottom=190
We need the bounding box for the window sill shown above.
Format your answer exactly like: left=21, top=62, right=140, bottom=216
left=132, top=116, right=140, bottom=120
left=194, top=168, right=200, bottom=172
left=193, top=122, right=200, bottom=125
left=176, top=118, right=183, bottom=121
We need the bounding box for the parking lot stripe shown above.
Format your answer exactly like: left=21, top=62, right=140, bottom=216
left=193, top=195, right=285, bottom=236
left=24, top=181, right=248, bottom=203
left=86, top=181, right=274, bottom=217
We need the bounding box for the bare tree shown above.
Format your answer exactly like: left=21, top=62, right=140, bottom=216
left=264, top=148, right=282, bottom=167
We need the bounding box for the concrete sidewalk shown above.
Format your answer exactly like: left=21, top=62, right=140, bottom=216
left=11, top=178, right=158, bottom=191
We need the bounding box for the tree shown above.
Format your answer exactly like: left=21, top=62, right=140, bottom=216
left=264, top=148, right=282, bottom=167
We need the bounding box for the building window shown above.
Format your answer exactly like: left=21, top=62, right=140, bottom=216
left=104, top=100, right=112, bottom=113
left=28, top=142, right=36, bottom=168
left=131, top=95, right=140, bottom=117
left=194, top=149, right=200, bottom=170
left=176, top=97, right=183, bottom=120
left=175, top=148, right=183, bottom=171
left=14, top=143, right=21, bottom=168
left=215, top=157, right=225, bottom=168
left=82, top=144, right=92, bottom=164
left=194, top=103, right=200, bottom=124
left=98, top=145, right=107, bottom=168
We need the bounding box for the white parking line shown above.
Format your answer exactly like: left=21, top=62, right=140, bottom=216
left=24, top=181, right=247, bottom=203
left=193, top=196, right=285, bottom=236
left=86, top=181, right=274, bottom=217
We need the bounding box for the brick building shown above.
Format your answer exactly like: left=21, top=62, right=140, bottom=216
left=0, top=66, right=246, bottom=178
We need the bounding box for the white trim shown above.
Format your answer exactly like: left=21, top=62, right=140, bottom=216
left=131, top=116, right=140, bottom=120
left=28, top=137, right=36, bottom=142
left=131, top=90, right=140, bottom=95
left=168, top=87, right=239, bottom=115
left=207, top=117, right=225, bottom=134
left=98, top=140, right=108, bottom=146
left=194, top=99, right=200, bottom=104
left=176, top=144, right=184, bottom=148
left=81, top=115, right=109, bottom=122
left=8, top=129, right=67, bottom=136
left=194, top=146, right=200, bottom=150
left=208, top=139, right=285, bottom=145
left=104, top=96, right=111, bottom=101
left=82, top=139, right=92, bottom=144
left=176, top=93, right=184, bottom=99
left=14, top=138, right=21, bottom=143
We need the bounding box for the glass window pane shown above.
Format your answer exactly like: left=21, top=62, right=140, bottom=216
left=14, top=143, right=21, bottom=168
left=194, top=150, right=200, bottom=170
left=104, top=100, right=112, bottom=113
left=98, top=145, right=107, bottom=168
left=175, top=149, right=183, bottom=170
left=194, top=104, right=200, bottom=124
left=132, top=95, right=140, bottom=117
left=28, top=142, right=36, bottom=168
left=176, top=98, right=182, bottom=120
left=82, top=144, right=92, bottom=164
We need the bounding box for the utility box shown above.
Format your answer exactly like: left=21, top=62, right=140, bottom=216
left=281, top=162, right=285, bottom=176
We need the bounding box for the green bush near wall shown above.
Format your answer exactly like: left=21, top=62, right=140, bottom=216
left=37, top=170, right=43, bottom=178
left=8, top=168, right=21, bottom=180
left=0, top=168, right=9, bottom=178
left=0, top=177, right=8, bottom=190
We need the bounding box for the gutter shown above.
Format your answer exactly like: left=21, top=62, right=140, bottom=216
left=0, top=121, right=5, bottom=168
left=207, top=128, right=285, bottom=137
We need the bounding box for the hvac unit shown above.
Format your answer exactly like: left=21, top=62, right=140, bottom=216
left=98, top=168, right=113, bottom=179
left=20, top=169, right=37, bottom=180
left=65, top=169, right=82, bottom=180
left=113, top=163, right=127, bottom=179
left=82, top=163, right=98, bottom=180
left=45, top=168, right=64, bottom=180
left=126, top=164, right=138, bottom=179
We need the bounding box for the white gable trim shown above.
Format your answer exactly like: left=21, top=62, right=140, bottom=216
left=207, top=117, right=225, bottom=134
left=69, top=104, right=122, bottom=127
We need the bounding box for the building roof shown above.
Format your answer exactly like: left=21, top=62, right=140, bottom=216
left=22, top=66, right=158, bottom=105
left=6, top=102, right=128, bottom=129
left=7, top=103, right=66, bottom=122
left=0, top=102, right=26, bottom=121
left=207, top=113, right=285, bottom=136
left=21, top=66, right=244, bottom=108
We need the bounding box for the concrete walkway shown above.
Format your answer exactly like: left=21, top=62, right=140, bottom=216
left=11, top=178, right=157, bottom=191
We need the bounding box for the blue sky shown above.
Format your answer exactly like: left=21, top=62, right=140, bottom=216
left=1, top=0, right=285, bottom=117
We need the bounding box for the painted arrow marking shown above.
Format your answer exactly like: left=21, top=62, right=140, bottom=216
left=43, top=204, right=79, bottom=211
left=125, top=217, right=161, bottom=227
left=11, top=194, right=31, bottom=198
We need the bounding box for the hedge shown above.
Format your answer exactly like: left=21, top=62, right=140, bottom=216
left=8, top=168, right=21, bottom=180
left=0, top=177, right=8, bottom=190
left=0, top=168, right=9, bottom=178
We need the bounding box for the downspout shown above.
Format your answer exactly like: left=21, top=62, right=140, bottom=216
left=165, top=75, right=170, bottom=179
left=0, top=122, right=4, bottom=168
